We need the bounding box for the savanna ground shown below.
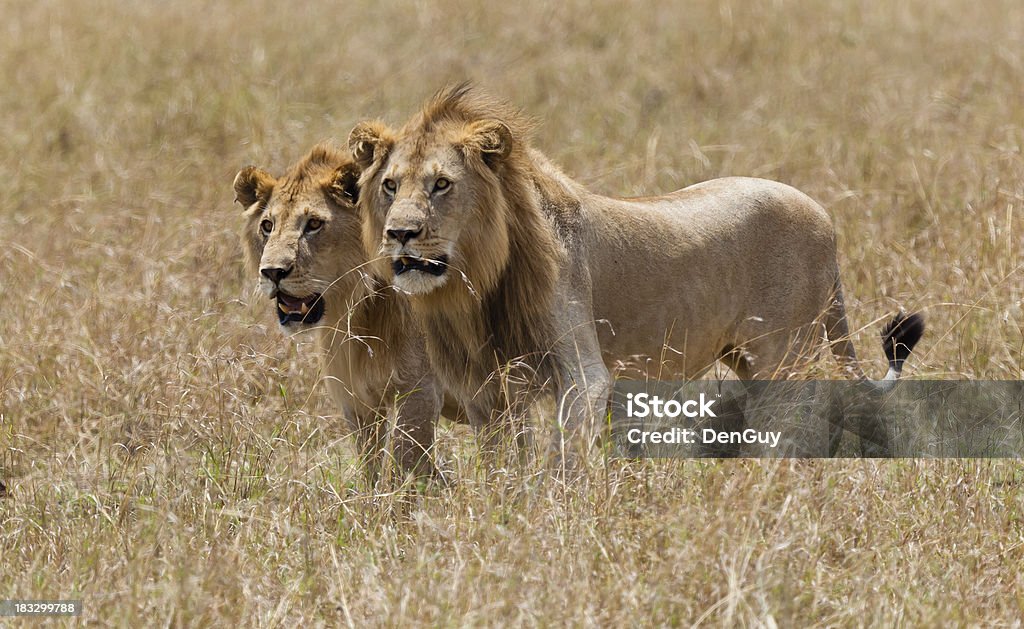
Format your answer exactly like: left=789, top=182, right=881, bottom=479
left=2, top=0, right=1024, bottom=625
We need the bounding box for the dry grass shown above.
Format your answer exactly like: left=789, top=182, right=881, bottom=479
left=2, top=0, right=1024, bottom=625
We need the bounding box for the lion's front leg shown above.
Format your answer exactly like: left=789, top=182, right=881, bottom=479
left=550, top=323, right=611, bottom=467
left=549, top=272, right=613, bottom=469
left=390, top=375, right=446, bottom=483
left=345, top=409, right=388, bottom=488
left=552, top=357, right=612, bottom=468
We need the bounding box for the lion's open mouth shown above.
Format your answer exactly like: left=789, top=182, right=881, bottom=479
left=392, top=255, right=449, bottom=277
left=276, top=291, right=325, bottom=325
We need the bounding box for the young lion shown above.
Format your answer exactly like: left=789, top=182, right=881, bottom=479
left=234, top=144, right=451, bottom=482
left=348, top=85, right=924, bottom=459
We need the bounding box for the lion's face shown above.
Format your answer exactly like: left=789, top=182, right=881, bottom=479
left=373, top=141, right=472, bottom=296
left=235, top=149, right=363, bottom=333
left=350, top=118, right=514, bottom=298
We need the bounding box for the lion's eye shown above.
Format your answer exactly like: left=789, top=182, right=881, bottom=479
left=305, top=218, right=324, bottom=233
left=260, top=219, right=274, bottom=236
left=433, top=177, right=451, bottom=193
left=382, top=178, right=397, bottom=195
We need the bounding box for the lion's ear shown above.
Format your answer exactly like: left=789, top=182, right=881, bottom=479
left=325, top=162, right=361, bottom=206
left=233, top=166, right=274, bottom=208
left=461, top=120, right=513, bottom=166
left=348, top=121, right=396, bottom=170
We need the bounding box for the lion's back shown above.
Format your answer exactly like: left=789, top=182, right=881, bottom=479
left=583, top=176, right=841, bottom=374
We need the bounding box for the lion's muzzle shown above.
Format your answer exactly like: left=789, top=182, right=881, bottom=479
left=384, top=202, right=451, bottom=293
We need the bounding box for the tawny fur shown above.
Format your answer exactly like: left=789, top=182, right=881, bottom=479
left=349, top=85, right=922, bottom=454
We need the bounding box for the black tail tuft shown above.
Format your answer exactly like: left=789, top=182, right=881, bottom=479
left=881, top=311, right=925, bottom=365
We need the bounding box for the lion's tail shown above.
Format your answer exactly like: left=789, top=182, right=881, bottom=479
left=880, top=311, right=926, bottom=381
left=825, top=277, right=925, bottom=386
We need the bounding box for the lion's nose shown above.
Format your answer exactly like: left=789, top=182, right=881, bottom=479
left=386, top=227, right=423, bottom=245
left=260, top=266, right=292, bottom=284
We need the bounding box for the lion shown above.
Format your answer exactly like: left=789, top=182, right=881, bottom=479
left=347, top=85, right=924, bottom=458
left=234, top=144, right=453, bottom=482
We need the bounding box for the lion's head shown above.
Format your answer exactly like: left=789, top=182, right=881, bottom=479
left=348, top=84, right=552, bottom=302
left=235, top=144, right=363, bottom=332
left=346, top=86, right=565, bottom=393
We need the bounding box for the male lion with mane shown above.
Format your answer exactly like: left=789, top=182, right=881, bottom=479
left=348, top=85, right=924, bottom=459
left=234, top=144, right=452, bottom=482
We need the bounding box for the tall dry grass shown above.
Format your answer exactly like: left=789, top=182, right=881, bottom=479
left=1, top=0, right=1023, bottom=624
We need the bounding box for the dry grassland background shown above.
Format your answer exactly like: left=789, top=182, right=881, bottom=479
left=2, top=0, right=1024, bottom=625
